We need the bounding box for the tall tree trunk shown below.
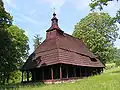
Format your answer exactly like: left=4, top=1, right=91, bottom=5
left=2, top=72, right=6, bottom=84
left=6, top=73, right=10, bottom=83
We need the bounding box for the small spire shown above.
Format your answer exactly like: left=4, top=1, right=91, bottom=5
left=51, top=12, right=58, bottom=22
left=53, top=12, right=56, bottom=17
left=47, top=12, right=61, bottom=32
left=53, top=7, right=56, bottom=16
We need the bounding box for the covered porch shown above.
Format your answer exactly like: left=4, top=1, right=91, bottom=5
left=21, top=64, right=103, bottom=83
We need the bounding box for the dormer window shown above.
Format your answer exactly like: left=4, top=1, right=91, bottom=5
left=33, top=56, right=41, bottom=64
left=90, top=58, right=97, bottom=62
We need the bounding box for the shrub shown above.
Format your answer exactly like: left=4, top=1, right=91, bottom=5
left=105, top=63, right=116, bottom=70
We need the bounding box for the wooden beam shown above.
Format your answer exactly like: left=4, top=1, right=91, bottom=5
left=80, top=67, right=81, bottom=77
left=51, top=67, right=54, bottom=80
left=85, top=68, right=88, bottom=77
left=60, top=65, right=62, bottom=80
left=73, top=66, right=76, bottom=77
left=66, top=67, right=68, bottom=78
left=33, top=71, right=35, bottom=81
left=101, top=68, right=103, bottom=73
left=27, top=71, right=29, bottom=82
left=42, top=68, right=44, bottom=80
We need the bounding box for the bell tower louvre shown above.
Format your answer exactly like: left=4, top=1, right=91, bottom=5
left=46, top=12, right=64, bottom=40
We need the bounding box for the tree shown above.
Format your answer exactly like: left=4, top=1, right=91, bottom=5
left=89, top=0, right=119, bottom=10
left=9, top=70, right=22, bottom=83
left=72, top=12, right=119, bottom=64
left=0, top=0, right=12, bottom=28
left=7, top=25, right=29, bottom=66
left=0, top=25, right=29, bottom=84
left=0, top=1, right=29, bottom=84
left=6, top=25, right=29, bottom=83
left=33, top=34, right=42, bottom=50
left=0, top=0, right=13, bottom=84
left=89, top=0, right=120, bottom=23
left=114, top=48, right=120, bottom=66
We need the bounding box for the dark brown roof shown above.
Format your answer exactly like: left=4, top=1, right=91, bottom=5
left=21, top=31, right=104, bottom=70
left=21, top=13, right=104, bottom=70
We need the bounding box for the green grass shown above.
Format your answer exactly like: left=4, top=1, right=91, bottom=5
left=2, top=67, right=120, bottom=90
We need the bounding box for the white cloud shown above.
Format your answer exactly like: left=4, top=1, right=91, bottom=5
left=43, top=0, right=65, bottom=7
left=114, top=38, right=120, bottom=49
left=15, top=13, right=40, bottom=25
left=41, top=0, right=92, bottom=14
left=29, top=10, right=37, bottom=16
left=68, top=0, right=91, bottom=10
left=103, top=1, right=120, bottom=17
left=41, top=0, right=65, bottom=14
left=3, top=0, right=16, bottom=8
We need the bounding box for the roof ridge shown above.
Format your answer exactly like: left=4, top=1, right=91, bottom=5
left=59, top=47, right=93, bottom=58
left=64, top=33, right=82, bottom=41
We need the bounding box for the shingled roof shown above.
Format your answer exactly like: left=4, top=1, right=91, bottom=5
left=21, top=13, right=104, bottom=71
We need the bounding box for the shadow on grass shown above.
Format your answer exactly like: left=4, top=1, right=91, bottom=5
left=111, top=70, right=120, bottom=74
left=0, top=82, right=45, bottom=90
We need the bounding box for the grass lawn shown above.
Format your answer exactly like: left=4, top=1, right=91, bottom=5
left=1, top=67, right=120, bottom=90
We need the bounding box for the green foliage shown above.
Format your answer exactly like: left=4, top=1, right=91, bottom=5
left=89, top=0, right=119, bottom=10
left=0, top=0, right=12, bottom=69
left=116, top=10, right=120, bottom=20
left=72, top=12, right=119, bottom=64
left=89, top=0, right=120, bottom=23
left=0, top=1, right=29, bottom=84
left=9, top=71, right=22, bottom=83
left=114, top=49, right=120, bottom=66
left=7, top=25, right=29, bottom=65
left=33, top=34, right=42, bottom=50
left=0, top=0, right=12, bottom=28
left=0, top=25, right=29, bottom=84
left=0, top=0, right=13, bottom=84
left=105, top=63, right=116, bottom=70
left=115, top=60, right=120, bottom=66
left=7, top=25, right=29, bottom=83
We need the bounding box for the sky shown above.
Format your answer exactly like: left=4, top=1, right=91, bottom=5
left=3, top=0, right=120, bottom=54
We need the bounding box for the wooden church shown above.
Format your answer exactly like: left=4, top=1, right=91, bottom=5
left=21, top=13, right=104, bottom=83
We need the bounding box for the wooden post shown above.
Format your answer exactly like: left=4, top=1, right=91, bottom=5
left=42, top=68, right=44, bottom=80
left=27, top=71, right=29, bottom=82
left=22, top=71, right=24, bottom=82
left=84, top=68, right=86, bottom=76
left=85, top=68, right=87, bottom=76
left=85, top=68, right=88, bottom=77
left=98, top=68, right=100, bottom=75
left=101, top=68, right=103, bottom=73
left=31, top=71, right=33, bottom=81
left=60, top=65, right=62, bottom=80
left=80, top=67, right=81, bottom=77
left=74, top=66, right=76, bottom=77
left=32, top=71, right=35, bottom=81
left=51, top=67, right=54, bottom=80
left=66, top=67, right=68, bottom=79
left=33, top=70, right=36, bottom=81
